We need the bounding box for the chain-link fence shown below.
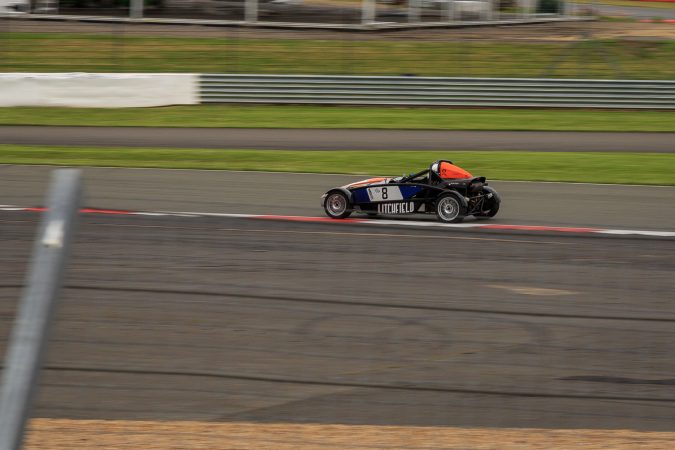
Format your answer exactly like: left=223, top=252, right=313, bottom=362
left=3, top=0, right=581, bottom=25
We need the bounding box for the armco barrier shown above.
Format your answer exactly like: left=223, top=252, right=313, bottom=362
left=200, top=75, right=675, bottom=109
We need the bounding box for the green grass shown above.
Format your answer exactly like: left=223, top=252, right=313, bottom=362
left=1, top=145, right=673, bottom=185
left=2, top=106, right=674, bottom=132
left=0, top=32, right=674, bottom=79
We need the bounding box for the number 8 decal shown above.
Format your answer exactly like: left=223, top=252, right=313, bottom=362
left=366, top=185, right=402, bottom=202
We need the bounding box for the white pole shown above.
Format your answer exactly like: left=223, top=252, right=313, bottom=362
left=245, top=0, right=258, bottom=23
left=362, top=0, right=376, bottom=24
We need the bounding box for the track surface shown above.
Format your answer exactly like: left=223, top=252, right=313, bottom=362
left=1, top=213, right=674, bottom=431
left=1, top=166, right=674, bottom=433
left=2, top=165, right=674, bottom=230
left=2, top=126, right=675, bottom=152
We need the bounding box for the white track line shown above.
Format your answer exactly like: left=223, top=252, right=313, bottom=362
left=1, top=205, right=674, bottom=238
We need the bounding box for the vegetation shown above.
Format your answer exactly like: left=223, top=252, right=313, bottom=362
left=2, top=106, right=674, bottom=132
left=537, top=0, right=562, bottom=13
left=1, top=32, right=673, bottom=79
left=1, top=145, right=673, bottom=185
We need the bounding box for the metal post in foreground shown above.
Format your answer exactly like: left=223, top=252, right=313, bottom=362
left=0, top=169, right=82, bottom=450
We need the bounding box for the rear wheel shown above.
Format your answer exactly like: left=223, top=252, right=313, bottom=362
left=474, top=187, right=500, bottom=219
left=435, top=193, right=466, bottom=223
left=324, top=191, right=352, bottom=219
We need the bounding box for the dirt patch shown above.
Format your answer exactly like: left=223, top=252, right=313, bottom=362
left=590, top=21, right=675, bottom=39
left=25, top=419, right=675, bottom=449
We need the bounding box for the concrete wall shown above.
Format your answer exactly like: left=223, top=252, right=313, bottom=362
left=0, top=73, right=199, bottom=107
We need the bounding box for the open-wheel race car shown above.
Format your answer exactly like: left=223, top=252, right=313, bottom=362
left=321, top=160, right=500, bottom=223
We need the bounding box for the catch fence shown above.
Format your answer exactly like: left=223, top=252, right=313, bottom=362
left=2, top=19, right=674, bottom=80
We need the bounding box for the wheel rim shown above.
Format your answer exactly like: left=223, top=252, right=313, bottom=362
left=437, top=196, right=459, bottom=221
left=326, top=193, right=347, bottom=216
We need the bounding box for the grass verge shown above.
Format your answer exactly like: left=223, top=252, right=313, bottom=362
left=1, top=146, right=674, bottom=185
left=2, top=106, right=674, bottom=132
left=1, top=32, right=674, bottom=78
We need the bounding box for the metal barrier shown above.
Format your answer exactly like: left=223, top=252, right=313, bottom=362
left=200, top=75, right=675, bottom=109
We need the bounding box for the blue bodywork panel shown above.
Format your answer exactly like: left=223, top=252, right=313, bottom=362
left=352, top=184, right=424, bottom=204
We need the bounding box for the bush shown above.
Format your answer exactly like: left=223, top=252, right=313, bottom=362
left=537, top=0, right=562, bottom=13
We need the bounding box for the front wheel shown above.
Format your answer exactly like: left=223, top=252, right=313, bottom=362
left=324, top=191, right=352, bottom=219
left=435, top=193, right=466, bottom=223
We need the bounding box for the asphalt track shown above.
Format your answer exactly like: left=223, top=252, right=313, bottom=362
left=2, top=126, right=675, bottom=152
left=2, top=165, right=674, bottom=230
left=0, top=166, right=674, bottom=433
left=1, top=213, right=674, bottom=431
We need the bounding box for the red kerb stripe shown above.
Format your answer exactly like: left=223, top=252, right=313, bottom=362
left=254, top=215, right=365, bottom=223
left=80, top=208, right=132, bottom=215
left=480, top=224, right=599, bottom=233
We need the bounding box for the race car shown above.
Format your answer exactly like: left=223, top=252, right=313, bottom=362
left=321, top=160, right=500, bottom=223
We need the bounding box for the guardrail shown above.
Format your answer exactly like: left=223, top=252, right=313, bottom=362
left=200, top=75, right=675, bottom=109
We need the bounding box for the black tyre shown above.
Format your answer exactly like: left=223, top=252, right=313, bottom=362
left=435, top=193, right=467, bottom=223
left=324, top=191, right=352, bottom=219
left=474, top=187, right=500, bottom=219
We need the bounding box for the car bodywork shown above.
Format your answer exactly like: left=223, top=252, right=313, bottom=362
left=321, top=160, right=500, bottom=223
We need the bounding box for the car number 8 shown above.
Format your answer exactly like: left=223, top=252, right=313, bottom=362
left=367, top=186, right=403, bottom=202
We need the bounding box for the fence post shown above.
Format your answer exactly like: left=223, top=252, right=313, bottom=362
left=408, top=0, right=420, bottom=23
left=446, top=0, right=456, bottom=21
left=362, top=0, right=376, bottom=24
left=130, top=0, right=144, bottom=19
left=245, top=0, right=258, bottom=23
left=0, top=169, right=82, bottom=450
